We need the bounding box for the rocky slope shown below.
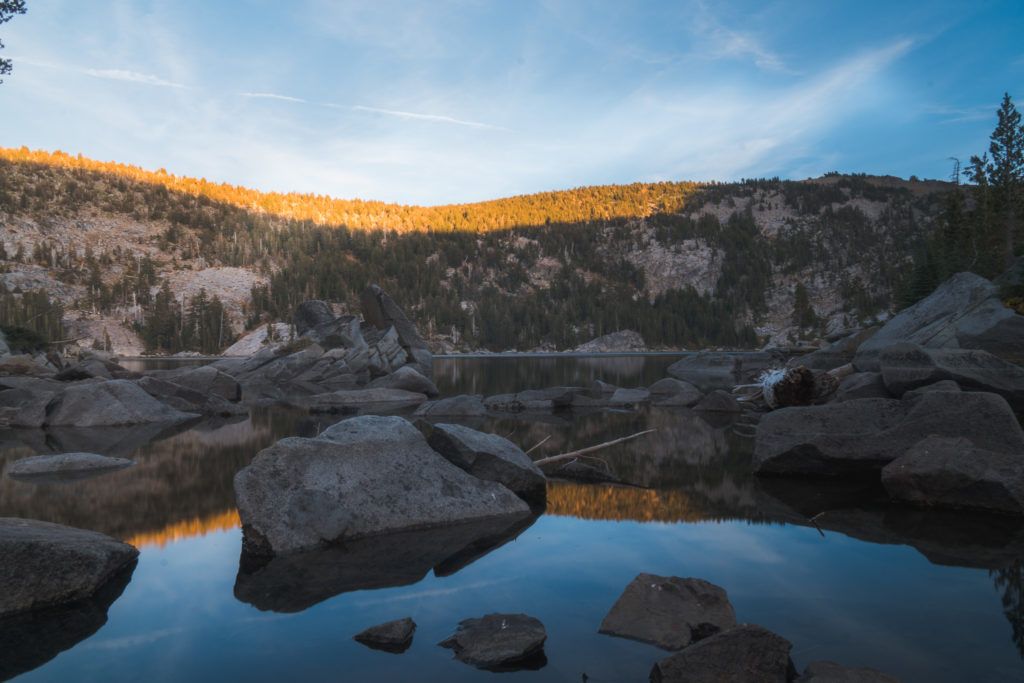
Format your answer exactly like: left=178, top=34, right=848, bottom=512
left=0, top=150, right=954, bottom=353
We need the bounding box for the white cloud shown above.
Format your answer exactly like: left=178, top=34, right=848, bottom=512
left=83, top=68, right=185, bottom=88
left=344, top=104, right=509, bottom=131
left=691, top=2, right=791, bottom=73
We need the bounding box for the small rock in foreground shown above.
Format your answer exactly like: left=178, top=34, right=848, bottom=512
left=354, top=617, right=416, bottom=653
left=439, top=613, right=547, bottom=671
left=599, top=573, right=736, bottom=650
left=650, top=624, right=794, bottom=683
left=5, top=453, right=133, bottom=481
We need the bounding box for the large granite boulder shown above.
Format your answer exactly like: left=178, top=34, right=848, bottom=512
left=667, top=352, right=783, bottom=392
left=423, top=423, right=546, bottom=504
left=650, top=624, right=795, bottom=683
left=599, top=574, right=736, bottom=650
left=790, top=327, right=879, bottom=371
left=5, top=453, right=133, bottom=482
left=361, top=285, right=432, bottom=376
left=293, top=300, right=337, bottom=336
left=877, top=343, right=1024, bottom=410
left=134, top=376, right=245, bottom=417
left=369, top=365, right=439, bottom=397
left=855, top=272, right=1024, bottom=370
left=46, top=380, right=197, bottom=427
left=161, top=365, right=241, bottom=402
left=0, top=386, right=59, bottom=427
left=694, top=389, right=741, bottom=413
left=234, top=415, right=530, bottom=555
left=0, top=518, right=139, bottom=618
left=833, top=372, right=891, bottom=402
left=882, top=436, right=1024, bottom=515
left=754, top=392, right=1024, bottom=477
left=439, top=613, right=547, bottom=671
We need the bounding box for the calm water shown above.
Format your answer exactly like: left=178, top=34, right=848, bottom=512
left=1, top=355, right=1023, bottom=682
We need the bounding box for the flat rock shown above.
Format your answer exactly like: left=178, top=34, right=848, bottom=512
left=413, top=394, right=486, bottom=417
left=5, top=453, right=133, bottom=481
left=234, top=415, right=530, bottom=555
left=294, top=388, right=428, bottom=413
left=45, top=379, right=197, bottom=427
left=855, top=272, right=1024, bottom=369
left=0, top=518, right=139, bottom=618
left=878, top=343, right=1024, bottom=410
left=650, top=624, right=794, bottom=683
left=882, top=436, right=1024, bottom=515
left=754, top=392, right=1024, bottom=477
left=609, top=387, right=651, bottom=407
left=797, top=660, right=901, bottom=682
left=369, top=365, right=439, bottom=397
left=648, top=378, right=703, bottom=406
left=599, top=574, right=737, bottom=650
left=439, top=613, right=547, bottom=671
left=354, top=617, right=416, bottom=653
left=424, top=423, right=547, bottom=504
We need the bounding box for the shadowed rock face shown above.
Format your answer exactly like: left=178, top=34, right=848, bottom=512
left=650, top=624, right=795, bottom=683
left=0, top=560, right=136, bottom=681
left=439, top=613, right=547, bottom=672
left=234, top=513, right=536, bottom=613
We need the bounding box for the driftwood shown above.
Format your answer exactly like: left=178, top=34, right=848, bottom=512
left=734, top=363, right=855, bottom=409
left=533, top=429, right=656, bottom=467
left=524, top=435, right=552, bottom=455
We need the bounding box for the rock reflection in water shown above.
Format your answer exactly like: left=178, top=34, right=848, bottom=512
left=0, top=561, right=137, bottom=681
left=234, top=513, right=538, bottom=613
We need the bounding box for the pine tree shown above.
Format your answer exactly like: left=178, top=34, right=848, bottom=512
left=983, top=93, right=1024, bottom=269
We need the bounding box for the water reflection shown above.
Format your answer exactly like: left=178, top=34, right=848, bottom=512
left=0, top=561, right=137, bottom=681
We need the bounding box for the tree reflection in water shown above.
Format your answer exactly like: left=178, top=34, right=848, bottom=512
left=993, top=561, right=1024, bottom=658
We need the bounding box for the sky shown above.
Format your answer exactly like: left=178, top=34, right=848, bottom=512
left=1, top=0, right=1022, bottom=205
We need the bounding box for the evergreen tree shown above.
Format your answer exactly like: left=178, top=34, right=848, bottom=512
left=975, top=93, right=1024, bottom=269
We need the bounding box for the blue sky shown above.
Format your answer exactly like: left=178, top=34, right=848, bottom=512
left=1, top=0, right=1022, bottom=204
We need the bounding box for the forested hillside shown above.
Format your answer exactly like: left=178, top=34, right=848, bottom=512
left=0, top=148, right=957, bottom=354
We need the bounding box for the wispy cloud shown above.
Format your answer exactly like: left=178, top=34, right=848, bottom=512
left=692, top=3, right=790, bottom=73
left=84, top=68, right=185, bottom=88
left=240, top=91, right=307, bottom=103
left=345, top=105, right=509, bottom=131
left=923, top=103, right=994, bottom=124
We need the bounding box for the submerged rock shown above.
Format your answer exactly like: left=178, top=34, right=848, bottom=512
left=0, top=518, right=139, bottom=618
left=439, top=613, right=547, bottom=671
left=796, top=660, right=901, bottom=682
left=234, top=415, right=530, bottom=555
left=354, top=617, right=416, bottom=653
left=649, top=624, right=795, bottom=683
left=648, top=378, right=703, bottom=407
left=599, top=574, right=737, bottom=650
left=5, top=453, right=133, bottom=482
left=754, top=392, right=1024, bottom=477
left=45, top=380, right=197, bottom=427
left=423, top=423, right=547, bottom=504
left=882, top=436, right=1024, bottom=515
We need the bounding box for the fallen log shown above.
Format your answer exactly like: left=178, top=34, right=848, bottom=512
left=533, top=429, right=656, bottom=467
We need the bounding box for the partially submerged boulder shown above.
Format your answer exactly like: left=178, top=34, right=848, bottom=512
left=0, top=518, right=138, bottom=618
left=882, top=436, right=1024, bottom=515
left=754, top=392, right=1024, bottom=477
left=160, top=365, right=241, bottom=402
left=291, top=387, right=428, bottom=413
left=648, top=378, right=703, bottom=407
left=694, top=389, right=741, bottom=413
left=0, top=387, right=59, bottom=427
left=609, top=387, right=650, bottom=407
left=413, top=394, right=487, bottom=417
left=855, top=272, right=1024, bottom=369
left=599, top=574, right=736, bottom=650
left=5, top=453, right=133, bottom=482
left=233, top=415, right=530, bottom=555
left=46, top=380, right=197, bottom=427
left=650, top=624, right=795, bottom=683
left=354, top=617, right=416, bottom=653
left=877, top=343, right=1024, bottom=410
left=424, top=423, right=546, bottom=504
left=439, top=613, right=547, bottom=671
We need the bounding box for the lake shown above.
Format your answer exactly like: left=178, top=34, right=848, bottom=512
left=1, top=355, right=1022, bottom=682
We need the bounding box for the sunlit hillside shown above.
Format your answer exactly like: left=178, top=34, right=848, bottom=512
left=0, top=147, right=699, bottom=233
